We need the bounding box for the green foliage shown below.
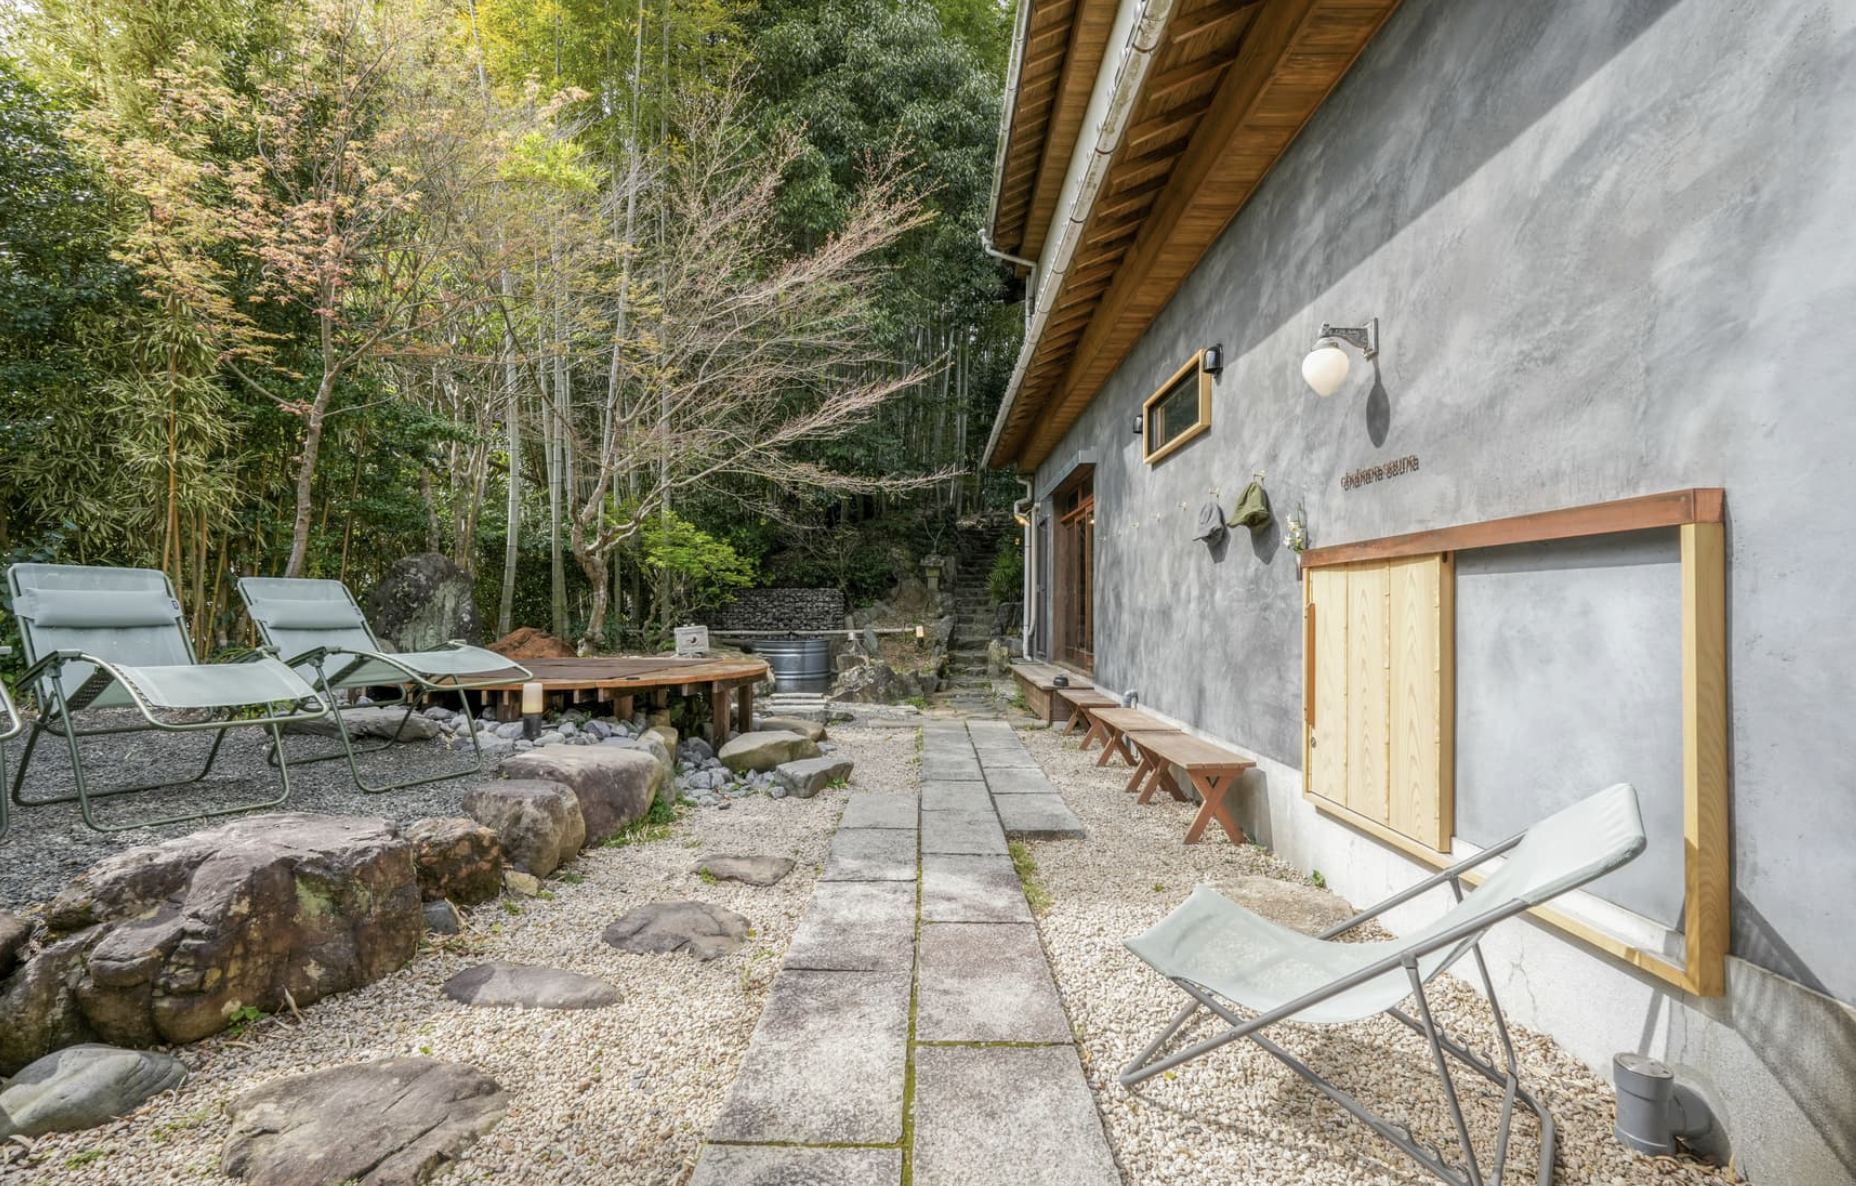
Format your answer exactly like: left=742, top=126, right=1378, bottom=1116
left=986, top=538, right=1023, bottom=603
left=1008, top=840, right=1051, bottom=915
left=224, top=1005, right=265, bottom=1036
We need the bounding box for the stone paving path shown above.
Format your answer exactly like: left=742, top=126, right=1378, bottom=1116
left=690, top=719, right=1118, bottom=1186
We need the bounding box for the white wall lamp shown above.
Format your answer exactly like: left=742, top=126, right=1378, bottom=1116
left=1301, top=318, right=1378, bottom=397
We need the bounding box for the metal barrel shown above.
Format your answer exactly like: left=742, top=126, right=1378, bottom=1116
left=753, top=636, right=831, bottom=694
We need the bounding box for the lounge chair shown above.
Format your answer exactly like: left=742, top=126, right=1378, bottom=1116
left=6, top=563, right=330, bottom=833
left=237, top=576, right=529, bottom=793
left=0, top=655, right=23, bottom=839
left=1120, top=782, right=1647, bottom=1186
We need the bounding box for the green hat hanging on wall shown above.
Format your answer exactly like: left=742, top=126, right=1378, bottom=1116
left=1228, top=472, right=1272, bottom=532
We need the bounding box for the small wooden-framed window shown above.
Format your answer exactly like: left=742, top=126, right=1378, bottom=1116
left=1142, top=350, right=1213, bottom=464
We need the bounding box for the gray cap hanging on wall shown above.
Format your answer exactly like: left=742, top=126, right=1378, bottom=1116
left=1193, top=501, right=1227, bottom=544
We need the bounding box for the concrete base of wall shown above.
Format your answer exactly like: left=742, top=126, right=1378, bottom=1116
left=1131, top=705, right=1856, bottom=1186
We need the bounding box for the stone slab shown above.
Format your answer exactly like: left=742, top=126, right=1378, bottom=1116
left=921, top=780, right=995, bottom=814
left=709, top=971, right=911, bottom=1145
left=911, top=1046, right=1120, bottom=1186
left=916, top=924, right=1071, bottom=1043
left=690, top=1145, right=900, bottom=1186
left=921, top=856, right=1033, bottom=924
left=982, top=766, right=1058, bottom=795
left=994, top=795, right=1086, bottom=841
left=921, top=751, right=984, bottom=781
left=971, top=746, right=1041, bottom=769
left=838, top=794, right=919, bottom=831
left=819, top=828, right=917, bottom=882
left=784, top=881, right=917, bottom=973
left=921, top=810, right=1007, bottom=857
left=963, top=720, right=1020, bottom=743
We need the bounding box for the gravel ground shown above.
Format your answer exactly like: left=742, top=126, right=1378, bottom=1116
left=1016, top=724, right=1736, bottom=1186
left=0, top=714, right=511, bottom=910
left=1, top=723, right=920, bottom=1186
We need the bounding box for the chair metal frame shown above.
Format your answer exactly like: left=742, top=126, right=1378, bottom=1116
left=6, top=567, right=331, bottom=834
left=238, top=578, right=531, bottom=795
left=1121, top=834, right=1573, bottom=1186
left=0, top=655, right=23, bottom=839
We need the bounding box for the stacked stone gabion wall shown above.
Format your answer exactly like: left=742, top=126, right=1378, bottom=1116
left=704, top=588, right=845, bottom=633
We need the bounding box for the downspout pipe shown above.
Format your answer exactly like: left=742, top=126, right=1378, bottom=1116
left=1013, top=478, right=1037, bottom=657
left=981, top=0, right=1180, bottom=471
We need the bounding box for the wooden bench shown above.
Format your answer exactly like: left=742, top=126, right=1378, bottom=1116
left=1008, top=662, right=1093, bottom=725
left=1124, top=731, right=1257, bottom=846
left=1054, top=687, right=1120, bottom=738
left=1084, top=707, right=1181, bottom=779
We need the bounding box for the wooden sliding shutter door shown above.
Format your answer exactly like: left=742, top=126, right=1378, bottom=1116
left=1303, top=554, right=1454, bottom=851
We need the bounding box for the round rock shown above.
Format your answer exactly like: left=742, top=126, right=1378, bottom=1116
left=0, top=1044, right=186, bottom=1139
left=602, top=901, right=750, bottom=960
left=442, top=962, right=619, bottom=1010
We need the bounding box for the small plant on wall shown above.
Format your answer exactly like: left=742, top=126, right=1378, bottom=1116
left=1283, top=504, right=1308, bottom=555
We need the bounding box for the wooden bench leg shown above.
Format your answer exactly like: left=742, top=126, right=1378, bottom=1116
left=736, top=684, right=755, bottom=735
left=1184, top=772, right=1247, bottom=845
left=1062, top=708, right=1088, bottom=737
left=710, top=681, right=731, bottom=745
left=1079, top=713, right=1110, bottom=753
left=1095, top=728, right=1132, bottom=768
left=1138, top=763, right=1188, bottom=804
left=1125, top=752, right=1159, bottom=795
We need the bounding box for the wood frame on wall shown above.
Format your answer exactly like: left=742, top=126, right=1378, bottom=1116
left=1299, top=489, right=1729, bottom=997
left=1141, top=349, right=1213, bottom=464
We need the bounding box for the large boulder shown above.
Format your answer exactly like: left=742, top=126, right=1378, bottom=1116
left=282, top=706, right=440, bottom=741
left=753, top=716, right=828, bottom=743
left=460, top=781, right=585, bottom=878
left=0, top=912, right=30, bottom=980
left=1, top=815, right=421, bottom=1071
left=403, top=818, right=505, bottom=905
left=718, top=731, right=821, bottom=775
left=831, top=662, right=918, bottom=704
left=364, top=553, right=483, bottom=652
left=497, top=748, right=664, bottom=843
left=222, top=1058, right=506, bottom=1186
left=0, top=930, right=101, bottom=1077
left=772, top=756, right=854, bottom=800
left=0, top=1045, right=186, bottom=1139
left=604, top=732, right=672, bottom=779
left=488, top=626, right=576, bottom=660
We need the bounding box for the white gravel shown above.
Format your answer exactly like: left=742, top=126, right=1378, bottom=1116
left=2, top=725, right=919, bottom=1186
left=1015, top=723, right=1737, bottom=1186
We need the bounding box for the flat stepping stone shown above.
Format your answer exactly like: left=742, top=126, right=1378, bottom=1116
left=820, top=828, right=917, bottom=881
left=916, top=923, right=1070, bottom=1043
left=720, top=730, right=821, bottom=774
left=442, top=963, right=618, bottom=1010
left=922, top=779, right=993, bottom=813
left=921, top=810, right=1008, bottom=857
left=690, top=1145, right=900, bottom=1186
left=695, top=855, right=797, bottom=886
left=995, top=794, right=1086, bottom=840
left=785, top=881, right=916, bottom=972
left=921, top=855, right=1032, bottom=924
left=710, top=970, right=911, bottom=1145
left=0, top=1045, right=186, bottom=1139
left=838, top=793, right=918, bottom=830
left=983, top=766, right=1058, bottom=795
left=973, top=746, right=1041, bottom=769
left=602, top=901, right=750, bottom=960
left=223, top=1057, right=506, bottom=1186
left=911, top=1046, right=1119, bottom=1186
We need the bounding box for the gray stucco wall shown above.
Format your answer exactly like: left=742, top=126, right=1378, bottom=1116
left=1035, top=0, right=1856, bottom=1013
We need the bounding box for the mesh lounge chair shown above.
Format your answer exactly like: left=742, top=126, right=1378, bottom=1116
left=1120, top=782, right=1647, bottom=1186
left=0, top=657, right=23, bottom=839
left=237, top=577, right=529, bottom=794
left=6, top=563, right=330, bottom=833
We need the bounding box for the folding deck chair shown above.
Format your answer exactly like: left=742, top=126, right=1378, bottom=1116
left=6, top=563, right=330, bottom=833
left=0, top=658, right=23, bottom=840
left=238, top=577, right=530, bottom=794
left=1120, top=782, right=1647, bottom=1186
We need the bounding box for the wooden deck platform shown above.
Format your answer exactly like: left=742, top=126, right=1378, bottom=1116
left=470, top=655, right=769, bottom=743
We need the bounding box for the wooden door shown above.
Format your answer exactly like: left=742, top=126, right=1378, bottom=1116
left=1053, top=477, right=1095, bottom=673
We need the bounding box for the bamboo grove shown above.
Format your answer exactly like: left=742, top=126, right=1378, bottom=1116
left=0, top=0, right=1020, bottom=655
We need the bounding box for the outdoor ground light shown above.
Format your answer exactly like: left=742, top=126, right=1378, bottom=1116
left=521, top=680, right=544, bottom=740
left=1302, top=317, right=1378, bottom=397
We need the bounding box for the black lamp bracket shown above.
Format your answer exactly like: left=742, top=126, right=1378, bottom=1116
left=1317, top=318, right=1379, bottom=359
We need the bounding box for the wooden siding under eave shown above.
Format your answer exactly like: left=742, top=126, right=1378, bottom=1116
left=990, top=0, right=1405, bottom=472
left=992, top=0, right=1120, bottom=263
